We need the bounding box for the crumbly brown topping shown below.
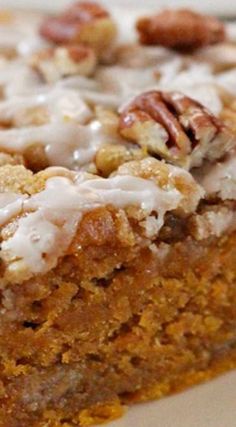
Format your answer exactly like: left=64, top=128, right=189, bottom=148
left=136, top=9, right=226, bottom=51
left=119, top=90, right=235, bottom=168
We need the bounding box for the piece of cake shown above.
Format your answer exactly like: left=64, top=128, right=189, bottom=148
left=0, top=3, right=236, bottom=427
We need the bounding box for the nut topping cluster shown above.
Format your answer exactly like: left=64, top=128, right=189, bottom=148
left=30, top=45, right=97, bottom=83
left=136, top=9, right=225, bottom=51
left=39, top=1, right=117, bottom=54
left=119, top=91, right=235, bottom=169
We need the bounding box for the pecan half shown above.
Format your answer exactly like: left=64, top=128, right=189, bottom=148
left=136, top=9, right=225, bottom=51
left=30, top=45, right=97, bottom=83
left=119, top=90, right=235, bottom=169
left=39, top=1, right=117, bottom=54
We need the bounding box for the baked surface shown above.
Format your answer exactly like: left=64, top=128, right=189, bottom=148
left=0, top=3, right=236, bottom=426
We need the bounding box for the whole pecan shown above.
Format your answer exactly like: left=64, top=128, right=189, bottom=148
left=136, top=9, right=225, bottom=51
left=30, top=45, right=97, bottom=83
left=39, top=1, right=117, bottom=54
left=119, top=90, right=235, bottom=169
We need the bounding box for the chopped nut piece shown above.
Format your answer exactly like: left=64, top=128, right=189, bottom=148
left=24, top=143, right=50, bottom=173
left=30, top=45, right=97, bottom=83
left=39, top=1, right=117, bottom=55
left=119, top=90, right=235, bottom=168
left=136, top=9, right=225, bottom=51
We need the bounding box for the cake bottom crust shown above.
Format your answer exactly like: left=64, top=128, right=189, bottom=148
left=80, top=350, right=236, bottom=427
left=2, top=351, right=236, bottom=427
left=1, top=228, right=236, bottom=427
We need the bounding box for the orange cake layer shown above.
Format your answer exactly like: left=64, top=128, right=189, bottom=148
left=0, top=162, right=235, bottom=426
left=1, top=212, right=236, bottom=426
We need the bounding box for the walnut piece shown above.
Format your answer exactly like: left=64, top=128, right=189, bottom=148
left=24, top=144, right=50, bottom=173
left=39, top=1, right=117, bottom=55
left=136, top=9, right=225, bottom=51
left=119, top=90, right=235, bottom=169
left=30, top=45, right=97, bottom=83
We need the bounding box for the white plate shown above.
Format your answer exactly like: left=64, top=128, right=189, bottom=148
left=1, top=0, right=236, bottom=426
left=110, top=372, right=236, bottom=427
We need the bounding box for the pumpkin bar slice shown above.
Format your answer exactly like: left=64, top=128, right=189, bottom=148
left=0, top=152, right=236, bottom=426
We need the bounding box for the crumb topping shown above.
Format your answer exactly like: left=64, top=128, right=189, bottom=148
left=0, top=159, right=202, bottom=278
left=197, top=154, right=236, bottom=199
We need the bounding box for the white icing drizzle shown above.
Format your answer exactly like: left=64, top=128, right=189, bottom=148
left=196, top=153, right=236, bottom=200
left=0, top=87, right=92, bottom=125
left=216, top=69, right=236, bottom=96
left=197, top=154, right=236, bottom=200
left=0, top=61, right=42, bottom=98
left=226, top=22, right=236, bottom=43
left=0, top=120, right=103, bottom=169
left=0, top=193, right=27, bottom=226
left=97, top=66, right=157, bottom=97
left=57, top=56, right=222, bottom=115
left=0, top=167, right=197, bottom=276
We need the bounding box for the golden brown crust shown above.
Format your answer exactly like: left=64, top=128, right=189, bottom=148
left=136, top=9, right=226, bottom=51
